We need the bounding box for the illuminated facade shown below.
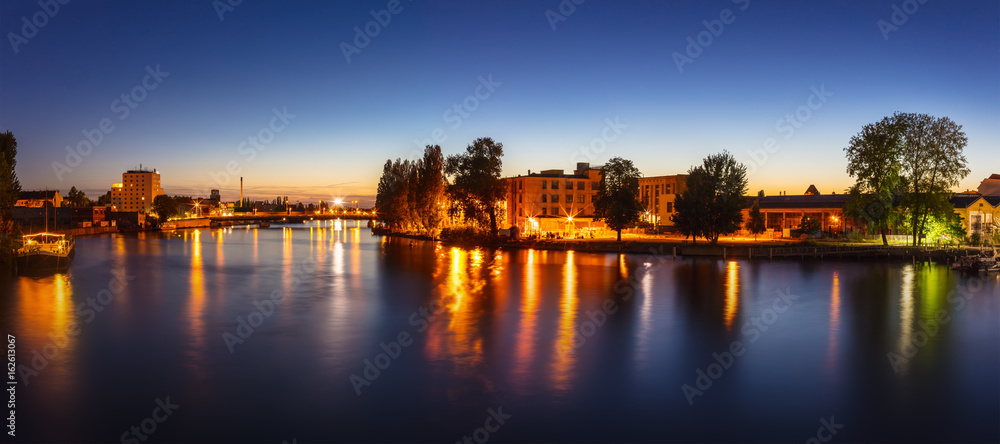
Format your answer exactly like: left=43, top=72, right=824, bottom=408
left=641, top=175, right=687, bottom=225
left=109, top=167, right=163, bottom=213
left=505, top=163, right=604, bottom=234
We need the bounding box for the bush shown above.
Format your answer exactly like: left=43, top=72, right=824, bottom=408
left=969, top=232, right=982, bottom=246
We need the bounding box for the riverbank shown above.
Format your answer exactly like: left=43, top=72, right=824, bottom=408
left=380, top=230, right=985, bottom=261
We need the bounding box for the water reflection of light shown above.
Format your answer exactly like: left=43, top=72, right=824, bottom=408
left=514, top=249, right=539, bottom=389
left=188, top=229, right=207, bottom=379
left=426, top=248, right=486, bottom=378
left=724, top=261, right=740, bottom=330
left=637, top=268, right=654, bottom=366
left=897, top=265, right=915, bottom=370
left=827, top=271, right=841, bottom=369
left=17, top=273, right=75, bottom=391
left=552, top=250, right=577, bottom=391
left=253, top=228, right=259, bottom=263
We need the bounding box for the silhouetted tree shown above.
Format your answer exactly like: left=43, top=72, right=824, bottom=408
left=445, top=137, right=506, bottom=237
left=593, top=157, right=643, bottom=242
left=673, top=151, right=747, bottom=244
left=746, top=199, right=766, bottom=240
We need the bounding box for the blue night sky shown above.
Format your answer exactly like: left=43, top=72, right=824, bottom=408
left=1, top=0, right=997, bottom=205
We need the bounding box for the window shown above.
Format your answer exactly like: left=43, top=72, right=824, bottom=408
left=542, top=194, right=547, bottom=203
left=552, top=207, right=560, bottom=216
left=591, top=195, right=596, bottom=202
left=667, top=202, right=673, bottom=213
left=518, top=194, right=522, bottom=203
left=519, top=181, right=523, bottom=190
left=519, top=208, right=523, bottom=217
left=577, top=195, right=585, bottom=203
left=566, top=181, right=572, bottom=189
left=552, top=181, right=559, bottom=190
left=542, top=181, right=547, bottom=190
left=592, top=182, right=599, bottom=190
left=577, top=182, right=584, bottom=190
left=666, top=185, right=672, bottom=194
left=552, top=195, right=559, bottom=203
left=566, top=195, right=572, bottom=203
left=542, top=208, right=547, bottom=215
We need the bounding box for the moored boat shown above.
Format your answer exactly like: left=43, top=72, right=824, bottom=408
left=15, top=233, right=75, bottom=273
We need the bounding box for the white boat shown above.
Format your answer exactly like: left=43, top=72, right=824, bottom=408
left=16, top=233, right=75, bottom=273
left=160, top=222, right=177, bottom=231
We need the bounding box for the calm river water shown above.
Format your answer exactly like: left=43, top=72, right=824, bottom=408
left=2, top=220, right=998, bottom=443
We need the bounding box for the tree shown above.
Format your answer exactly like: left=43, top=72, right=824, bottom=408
left=844, top=115, right=904, bottom=245
left=0, top=131, right=21, bottom=252
left=445, top=137, right=506, bottom=238
left=745, top=199, right=766, bottom=240
left=896, top=113, right=969, bottom=246
left=66, top=186, right=90, bottom=206
left=152, top=194, right=177, bottom=219
left=592, top=157, right=643, bottom=242
left=673, top=151, right=748, bottom=244
left=800, top=215, right=822, bottom=236
left=415, top=145, right=447, bottom=236
left=96, top=191, right=112, bottom=206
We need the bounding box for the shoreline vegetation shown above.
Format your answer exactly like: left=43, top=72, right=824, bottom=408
left=373, top=226, right=982, bottom=261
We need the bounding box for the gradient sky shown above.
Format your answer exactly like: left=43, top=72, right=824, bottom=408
left=2, top=0, right=998, bottom=206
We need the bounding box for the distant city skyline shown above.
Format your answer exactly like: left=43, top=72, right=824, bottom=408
left=2, top=0, right=997, bottom=206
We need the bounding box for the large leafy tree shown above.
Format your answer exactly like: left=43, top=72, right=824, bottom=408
left=672, top=151, right=747, bottom=244
left=415, top=145, right=446, bottom=236
left=593, top=157, right=643, bottom=242
left=66, top=186, right=90, bottom=207
left=445, top=137, right=506, bottom=237
left=152, top=194, right=177, bottom=219
left=896, top=113, right=969, bottom=246
left=745, top=198, right=766, bottom=241
left=844, top=112, right=969, bottom=246
left=0, top=131, right=22, bottom=248
left=843, top=115, right=904, bottom=245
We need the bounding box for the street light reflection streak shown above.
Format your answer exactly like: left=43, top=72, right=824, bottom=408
left=514, top=249, right=540, bottom=391
left=827, top=271, right=841, bottom=370
left=897, top=265, right=915, bottom=373
left=187, top=229, right=207, bottom=379
left=552, top=250, right=577, bottom=392
left=724, top=261, right=740, bottom=330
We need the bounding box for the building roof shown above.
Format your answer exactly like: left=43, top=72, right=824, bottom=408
left=18, top=190, right=60, bottom=200
left=744, top=194, right=851, bottom=210
left=989, top=174, right=1000, bottom=180
left=804, top=185, right=820, bottom=195
left=951, top=193, right=1000, bottom=208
